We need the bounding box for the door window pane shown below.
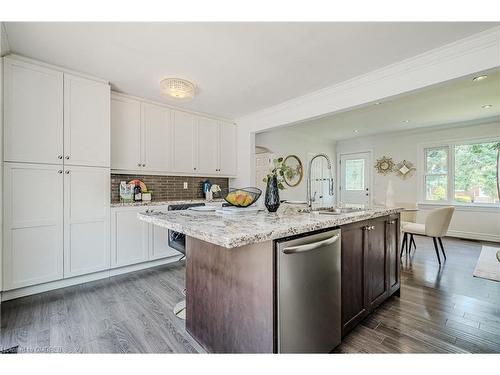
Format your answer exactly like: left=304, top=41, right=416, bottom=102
left=345, top=159, right=364, bottom=191
left=425, top=175, right=448, bottom=201
left=425, top=148, right=448, bottom=174
left=454, top=142, right=499, bottom=204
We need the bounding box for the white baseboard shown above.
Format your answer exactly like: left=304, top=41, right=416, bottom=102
left=1, top=255, right=181, bottom=301
left=446, top=229, right=500, bottom=243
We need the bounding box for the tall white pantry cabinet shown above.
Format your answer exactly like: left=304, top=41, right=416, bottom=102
left=2, top=56, right=111, bottom=290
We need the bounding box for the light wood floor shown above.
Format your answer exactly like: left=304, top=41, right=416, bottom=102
left=1, top=237, right=499, bottom=353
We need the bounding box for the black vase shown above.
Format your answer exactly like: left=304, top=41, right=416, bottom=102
left=265, top=175, right=280, bottom=212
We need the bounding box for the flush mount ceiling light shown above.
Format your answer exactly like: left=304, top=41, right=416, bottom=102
left=160, top=78, right=196, bottom=100
left=472, top=75, right=488, bottom=82
left=481, top=104, right=493, bottom=109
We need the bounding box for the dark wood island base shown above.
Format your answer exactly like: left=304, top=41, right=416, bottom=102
left=185, top=213, right=401, bottom=353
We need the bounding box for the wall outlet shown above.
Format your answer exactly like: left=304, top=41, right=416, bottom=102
left=183, top=182, right=188, bottom=190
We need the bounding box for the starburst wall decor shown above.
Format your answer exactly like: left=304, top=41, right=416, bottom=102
left=374, top=156, right=395, bottom=175
left=394, top=159, right=416, bottom=179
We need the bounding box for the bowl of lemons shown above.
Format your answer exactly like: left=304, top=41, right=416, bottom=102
left=224, top=187, right=262, bottom=208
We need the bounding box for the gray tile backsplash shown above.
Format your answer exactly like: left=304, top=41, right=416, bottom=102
left=111, top=174, right=229, bottom=203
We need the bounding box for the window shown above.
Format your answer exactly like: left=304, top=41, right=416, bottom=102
left=424, top=147, right=448, bottom=201
left=345, top=159, right=365, bottom=191
left=422, top=140, right=500, bottom=205
left=454, top=142, right=499, bottom=204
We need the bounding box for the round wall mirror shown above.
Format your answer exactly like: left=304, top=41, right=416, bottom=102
left=283, top=155, right=303, bottom=187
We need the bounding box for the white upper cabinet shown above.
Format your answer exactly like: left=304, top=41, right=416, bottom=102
left=172, top=110, right=196, bottom=173
left=111, top=95, right=142, bottom=170
left=63, top=166, right=110, bottom=278
left=196, top=117, right=219, bottom=174
left=64, top=74, right=110, bottom=167
left=142, top=103, right=173, bottom=172
left=4, top=57, right=64, bottom=164
left=3, top=163, right=64, bottom=290
left=3, top=57, right=110, bottom=167
left=219, top=121, right=237, bottom=176
left=110, top=92, right=237, bottom=176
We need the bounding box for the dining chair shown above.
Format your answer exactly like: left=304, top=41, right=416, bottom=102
left=397, top=202, right=418, bottom=254
left=401, top=206, right=455, bottom=265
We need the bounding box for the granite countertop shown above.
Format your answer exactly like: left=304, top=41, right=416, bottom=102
left=111, top=199, right=224, bottom=208
left=137, top=207, right=403, bottom=248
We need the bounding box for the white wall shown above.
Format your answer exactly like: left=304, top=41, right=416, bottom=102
left=233, top=27, right=500, bottom=194
left=336, top=120, right=500, bottom=242
left=255, top=128, right=336, bottom=202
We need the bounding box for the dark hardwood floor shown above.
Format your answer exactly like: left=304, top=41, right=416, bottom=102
left=1, top=236, right=499, bottom=353
left=335, top=236, right=500, bottom=353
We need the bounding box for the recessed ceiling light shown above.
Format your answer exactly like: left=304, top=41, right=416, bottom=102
left=374, top=102, right=382, bottom=105
left=160, top=78, right=196, bottom=100
left=481, top=104, right=493, bottom=109
left=353, top=129, right=359, bottom=133
left=402, top=120, right=410, bottom=123
left=473, top=75, right=488, bottom=82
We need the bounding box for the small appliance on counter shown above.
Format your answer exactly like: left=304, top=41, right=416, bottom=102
left=120, top=179, right=148, bottom=202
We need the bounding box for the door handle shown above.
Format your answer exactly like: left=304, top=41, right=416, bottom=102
left=282, top=234, right=340, bottom=254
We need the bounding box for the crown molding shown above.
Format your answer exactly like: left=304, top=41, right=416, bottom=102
left=336, top=116, right=500, bottom=145
left=237, top=26, right=500, bottom=131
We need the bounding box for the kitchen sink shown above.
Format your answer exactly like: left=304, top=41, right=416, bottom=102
left=316, top=207, right=368, bottom=215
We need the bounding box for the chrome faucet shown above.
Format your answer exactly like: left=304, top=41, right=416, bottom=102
left=307, top=153, right=334, bottom=209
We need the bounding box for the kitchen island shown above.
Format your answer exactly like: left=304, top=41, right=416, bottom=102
left=138, top=207, right=403, bottom=353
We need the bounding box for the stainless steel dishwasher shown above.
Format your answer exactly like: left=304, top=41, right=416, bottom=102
left=276, top=228, right=341, bottom=353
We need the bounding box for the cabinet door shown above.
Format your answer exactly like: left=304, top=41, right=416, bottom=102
left=366, top=217, right=389, bottom=309
left=142, top=103, right=172, bottom=172
left=64, top=74, right=110, bottom=167
left=111, top=208, right=149, bottom=268
left=64, top=166, right=110, bottom=277
left=387, top=214, right=401, bottom=296
left=150, top=225, right=182, bottom=260
left=341, top=220, right=368, bottom=336
left=111, top=95, right=142, bottom=170
left=3, top=163, right=64, bottom=290
left=172, top=110, right=196, bottom=173
left=4, top=58, right=63, bottom=164
left=218, top=122, right=237, bottom=176
left=196, top=117, right=219, bottom=174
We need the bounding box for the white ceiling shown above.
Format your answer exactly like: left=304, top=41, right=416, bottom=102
left=4, top=22, right=498, bottom=119
left=280, top=69, right=500, bottom=140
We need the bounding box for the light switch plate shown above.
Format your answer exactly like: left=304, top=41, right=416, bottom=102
left=183, top=182, right=188, bottom=189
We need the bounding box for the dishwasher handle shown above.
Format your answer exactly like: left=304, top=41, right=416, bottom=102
left=282, top=234, right=340, bottom=254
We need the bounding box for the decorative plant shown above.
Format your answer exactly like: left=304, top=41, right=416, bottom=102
left=263, top=157, right=297, bottom=190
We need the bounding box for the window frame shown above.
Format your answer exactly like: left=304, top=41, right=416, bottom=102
left=423, top=146, right=450, bottom=202
left=418, top=136, right=500, bottom=209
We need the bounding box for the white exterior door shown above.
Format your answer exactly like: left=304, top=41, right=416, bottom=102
left=340, top=152, right=371, bottom=207
left=172, top=110, right=196, bottom=173
left=64, top=166, right=110, bottom=277
left=3, top=163, right=64, bottom=290
left=64, top=74, right=110, bottom=167
left=142, top=103, right=172, bottom=172
left=4, top=58, right=64, bottom=164
left=196, top=117, right=219, bottom=174
left=111, top=207, right=149, bottom=268
left=111, top=95, right=142, bottom=170
left=219, top=122, right=237, bottom=176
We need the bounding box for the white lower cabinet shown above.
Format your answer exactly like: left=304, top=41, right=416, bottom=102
left=111, top=206, right=181, bottom=268
left=3, top=163, right=64, bottom=290
left=149, top=221, right=180, bottom=260
left=111, top=207, right=149, bottom=268
left=64, top=166, right=110, bottom=277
